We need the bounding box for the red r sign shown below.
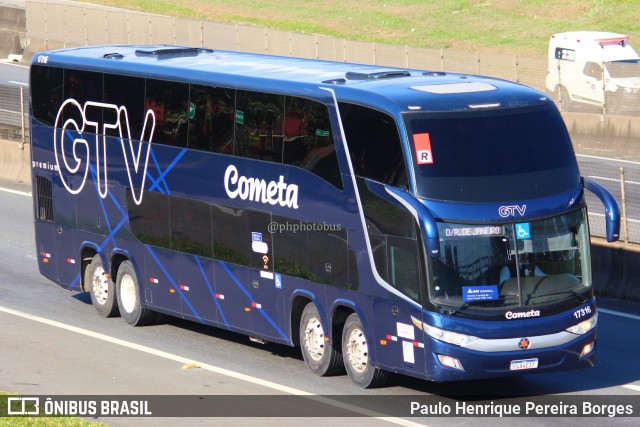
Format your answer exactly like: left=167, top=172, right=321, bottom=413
left=413, top=133, right=433, bottom=165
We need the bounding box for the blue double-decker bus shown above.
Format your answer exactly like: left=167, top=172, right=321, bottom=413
left=30, top=45, right=620, bottom=387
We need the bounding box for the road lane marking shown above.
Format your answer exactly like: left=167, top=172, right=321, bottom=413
left=588, top=175, right=640, bottom=186
left=0, top=305, right=425, bottom=426
left=0, top=62, right=28, bottom=69
left=577, top=154, right=640, bottom=166
left=598, top=308, right=640, bottom=321
left=588, top=212, right=640, bottom=224
left=0, top=186, right=31, bottom=196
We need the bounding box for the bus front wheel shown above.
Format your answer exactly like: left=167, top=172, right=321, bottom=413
left=342, top=313, right=388, bottom=388
left=299, top=303, right=344, bottom=376
left=86, top=254, right=119, bottom=318
left=116, top=261, right=155, bottom=326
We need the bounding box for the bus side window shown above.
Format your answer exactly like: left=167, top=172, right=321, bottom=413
left=281, top=96, right=343, bottom=190
left=339, top=103, right=407, bottom=189
left=170, top=195, right=214, bottom=258
left=234, top=90, right=284, bottom=162
left=63, top=69, right=103, bottom=130
left=103, top=74, right=145, bottom=140
left=188, top=85, right=235, bottom=154
left=31, top=65, right=63, bottom=127
left=127, top=189, right=171, bottom=249
left=145, top=79, right=189, bottom=148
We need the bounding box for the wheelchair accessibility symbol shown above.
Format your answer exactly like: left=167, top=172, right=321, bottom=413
left=515, top=223, right=531, bottom=240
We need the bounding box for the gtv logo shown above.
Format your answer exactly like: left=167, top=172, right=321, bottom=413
left=54, top=99, right=155, bottom=205
left=498, top=204, right=527, bottom=218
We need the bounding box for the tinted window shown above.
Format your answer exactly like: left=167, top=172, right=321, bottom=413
left=234, top=90, right=284, bottom=162
left=405, top=104, right=581, bottom=202
left=63, top=69, right=103, bottom=128
left=170, top=196, right=213, bottom=258
left=103, top=74, right=146, bottom=140
left=188, top=85, right=235, bottom=153
left=282, top=97, right=342, bottom=189
left=146, top=79, right=189, bottom=147
left=211, top=204, right=250, bottom=266
left=31, top=65, right=63, bottom=126
left=340, top=103, right=407, bottom=188
left=127, top=190, right=171, bottom=248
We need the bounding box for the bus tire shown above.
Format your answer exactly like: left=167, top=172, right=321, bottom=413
left=86, top=254, right=119, bottom=318
left=342, top=313, right=388, bottom=388
left=299, top=303, right=344, bottom=376
left=116, top=261, right=155, bottom=326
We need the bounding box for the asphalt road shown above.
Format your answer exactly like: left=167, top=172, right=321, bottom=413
left=0, top=181, right=639, bottom=427
left=0, top=61, right=28, bottom=86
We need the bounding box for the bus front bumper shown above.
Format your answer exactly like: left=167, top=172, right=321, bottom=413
left=426, top=328, right=597, bottom=382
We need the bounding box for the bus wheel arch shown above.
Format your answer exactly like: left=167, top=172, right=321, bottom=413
left=342, top=312, right=388, bottom=388
left=298, top=300, right=344, bottom=376
left=114, top=259, right=155, bottom=326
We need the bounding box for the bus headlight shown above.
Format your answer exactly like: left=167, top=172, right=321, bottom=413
left=424, top=324, right=479, bottom=347
left=565, top=313, right=598, bottom=335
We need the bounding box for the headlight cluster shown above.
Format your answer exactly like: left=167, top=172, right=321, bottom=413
left=423, top=324, right=479, bottom=347
left=565, top=313, right=598, bottom=335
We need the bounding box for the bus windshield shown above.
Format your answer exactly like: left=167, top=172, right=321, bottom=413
left=404, top=104, right=580, bottom=202
left=428, top=208, right=591, bottom=310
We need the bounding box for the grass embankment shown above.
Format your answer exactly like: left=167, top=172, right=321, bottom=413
left=87, top=0, right=640, bottom=56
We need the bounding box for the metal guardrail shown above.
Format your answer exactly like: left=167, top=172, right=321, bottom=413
left=0, top=83, right=28, bottom=146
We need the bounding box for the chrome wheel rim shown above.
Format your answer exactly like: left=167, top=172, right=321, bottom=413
left=345, top=327, right=368, bottom=373
left=120, top=274, right=137, bottom=314
left=91, top=266, right=109, bottom=305
left=302, top=317, right=325, bottom=362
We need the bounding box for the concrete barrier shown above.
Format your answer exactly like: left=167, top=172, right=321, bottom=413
left=0, top=6, right=26, bottom=57
left=591, top=239, right=640, bottom=303
left=0, top=138, right=30, bottom=184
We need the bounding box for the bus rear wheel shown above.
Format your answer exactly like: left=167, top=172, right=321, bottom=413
left=299, top=303, right=344, bottom=376
left=86, top=254, right=119, bottom=318
left=342, top=313, right=388, bottom=388
left=116, top=261, right=155, bottom=326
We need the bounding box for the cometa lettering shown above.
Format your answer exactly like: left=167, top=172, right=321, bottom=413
left=224, top=164, right=299, bottom=209
left=505, top=310, right=541, bottom=319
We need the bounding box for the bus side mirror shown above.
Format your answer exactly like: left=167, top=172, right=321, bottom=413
left=384, top=186, right=440, bottom=257
left=583, top=177, right=620, bottom=242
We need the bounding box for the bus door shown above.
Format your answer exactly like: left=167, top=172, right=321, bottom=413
left=211, top=205, right=281, bottom=340
left=246, top=210, right=283, bottom=341
left=371, top=234, right=427, bottom=375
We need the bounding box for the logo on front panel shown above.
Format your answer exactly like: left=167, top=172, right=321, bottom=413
left=518, top=338, right=531, bottom=350
left=498, top=205, right=527, bottom=218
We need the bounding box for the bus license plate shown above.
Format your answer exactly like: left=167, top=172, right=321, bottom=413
left=510, top=358, right=538, bottom=371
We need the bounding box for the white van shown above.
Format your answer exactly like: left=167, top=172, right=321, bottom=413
left=545, top=31, right=640, bottom=114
